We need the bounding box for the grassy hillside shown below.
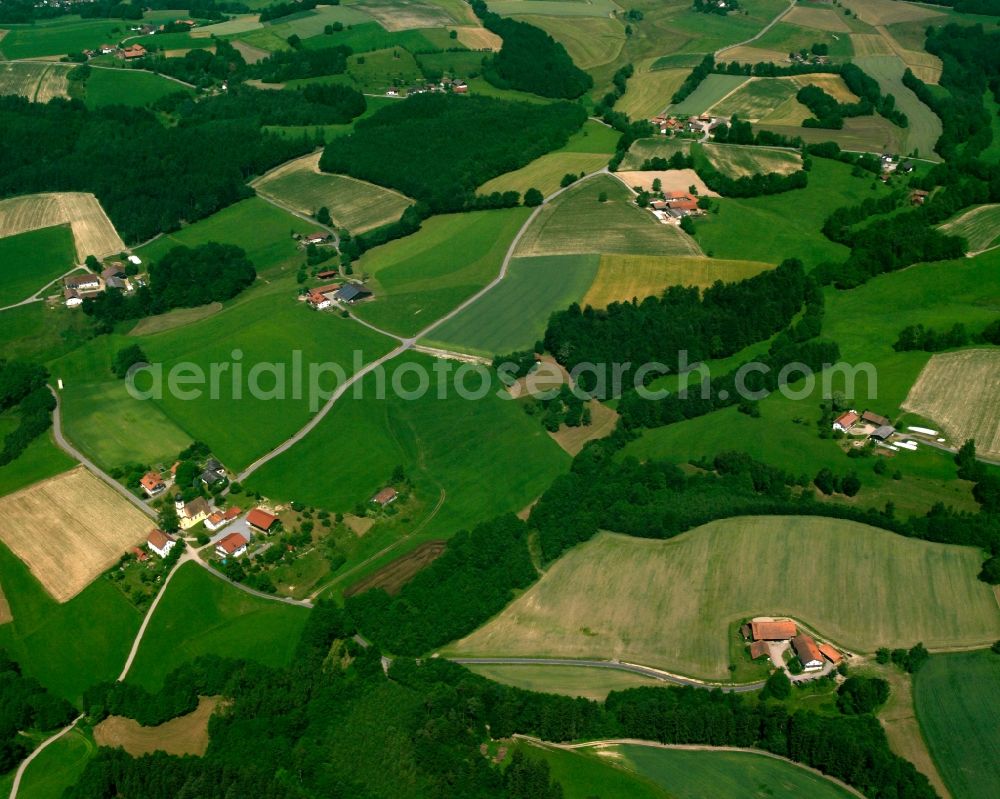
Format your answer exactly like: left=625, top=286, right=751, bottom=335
left=16, top=728, right=95, bottom=799
left=125, top=562, right=309, bottom=692
left=0, top=224, right=76, bottom=307
left=449, top=519, right=1000, bottom=679
left=83, top=68, right=192, bottom=109
left=914, top=650, right=1000, bottom=799
left=516, top=742, right=668, bottom=799
left=465, top=663, right=665, bottom=700
left=0, top=431, right=75, bottom=500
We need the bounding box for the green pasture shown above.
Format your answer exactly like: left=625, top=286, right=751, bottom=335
left=665, top=0, right=790, bottom=54
left=0, top=225, right=76, bottom=307
left=619, top=137, right=690, bottom=171
left=464, top=663, right=665, bottom=701
left=247, top=352, right=570, bottom=533
left=852, top=55, right=942, bottom=159
left=515, top=175, right=701, bottom=258
left=16, top=728, right=96, bottom=799
left=485, top=0, right=620, bottom=17
left=352, top=207, right=531, bottom=336
left=516, top=742, right=668, bottom=799
left=301, top=21, right=456, bottom=54
left=83, top=67, right=191, bottom=108
left=422, top=254, right=599, bottom=357
left=914, top=650, right=1000, bottom=799
left=618, top=744, right=857, bottom=799
left=0, top=16, right=130, bottom=59
left=753, top=21, right=854, bottom=60
left=668, top=73, right=750, bottom=116
left=0, top=541, right=141, bottom=704
left=712, top=76, right=797, bottom=120
left=450, top=519, right=1000, bottom=679
left=416, top=49, right=487, bottom=78
left=651, top=52, right=708, bottom=70
left=0, top=430, right=75, bottom=500
left=520, top=15, right=625, bottom=70
left=125, top=562, right=309, bottom=692
left=619, top=67, right=690, bottom=120
left=691, top=157, right=888, bottom=268
left=0, top=301, right=93, bottom=364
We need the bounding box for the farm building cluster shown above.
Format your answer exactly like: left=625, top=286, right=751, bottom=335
left=648, top=192, right=705, bottom=222
left=649, top=114, right=725, bottom=138
left=386, top=77, right=468, bottom=98
left=63, top=256, right=141, bottom=307
left=832, top=409, right=943, bottom=454
left=82, top=20, right=197, bottom=60
left=742, top=618, right=843, bottom=674
left=302, top=281, right=373, bottom=310
left=879, top=153, right=915, bottom=183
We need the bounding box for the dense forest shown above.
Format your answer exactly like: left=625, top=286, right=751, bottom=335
left=920, top=0, right=1000, bottom=14
left=0, top=0, right=248, bottom=22
left=160, top=83, right=366, bottom=126
left=70, top=599, right=935, bottom=799
left=83, top=243, right=256, bottom=327
left=470, top=0, right=592, bottom=99
left=797, top=84, right=874, bottom=129
left=0, top=360, right=55, bottom=467
left=0, top=650, right=76, bottom=771
left=543, top=259, right=809, bottom=391
left=319, top=93, right=586, bottom=212
left=0, top=96, right=309, bottom=242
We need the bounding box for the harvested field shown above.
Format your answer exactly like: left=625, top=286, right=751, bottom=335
left=0, top=192, right=125, bottom=262
left=761, top=114, right=905, bottom=155
left=549, top=401, right=619, bottom=456
left=582, top=254, right=773, bottom=308
left=613, top=169, right=717, bottom=197
left=230, top=39, right=269, bottom=63
left=618, top=66, right=688, bottom=120
left=127, top=302, right=223, bottom=337
left=478, top=151, right=610, bottom=198
left=0, top=467, right=151, bottom=602
left=713, top=75, right=858, bottom=122
left=522, top=15, right=624, bottom=70
left=487, top=0, right=620, bottom=17
left=852, top=55, right=942, bottom=156
left=448, top=518, right=1000, bottom=679
left=790, top=73, right=859, bottom=103
left=784, top=5, right=851, bottom=32
left=902, top=349, right=1000, bottom=460
left=344, top=540, right=446, bottom=597
left=453, top=25, right=502, bottom=50
left=343, top=514, right=374, bottom=536
left=874, top=24, right=942, bottom=82
left=516, top=175, right=702, bottom=258
left=619, top=138, right=689, bottom=171
left=841, top=0, right=944, bottom=26
left=701, top=143, right=802, bottom=177
left=850, top=33, right=894, bottom=56
left=939, top=204, right=1000, bottom=254
left=190, top=14, right=262, bottom=37
left=0, top=62, right=69, bottom=102
left=718, top=45, right=790, bottom=65
left=253, top=152, right=412, bottom=233
left=93, top=696, right=220, bottom=756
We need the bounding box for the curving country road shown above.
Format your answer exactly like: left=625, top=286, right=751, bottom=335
left=7, top=715, right=84, bottom=799
left=236, top=167, right=610, bottom=483
left=714, top=0, right=796, bottom=59
left=448, top=656, right=767, bottom=693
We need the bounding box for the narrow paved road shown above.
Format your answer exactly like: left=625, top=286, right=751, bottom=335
left=47, top=386, right=157, bottom=521
left=0, top=265, right=88, bottom=313
left=448, top=657, right=767, bottom=693
left=236, top=168, right=610, bottom=483
left=7, top=715, right=84, bottom=799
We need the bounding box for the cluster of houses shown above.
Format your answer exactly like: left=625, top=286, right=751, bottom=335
left=742, top=618, right=843, bottom=673
left=139, top=505, right=281, bottom=563
left=63, top=256, right=141, bottom=307
left=303, top=281, right=373, bottom=310
left=139, top=457, right=227, bottom=500
left=880, top=153, right=915, bottom=182
left=386, top=78, right=468, bottom=98
left=648, top=113, right=723, bottom=137
left=82, top=20, right=196, bottom=60
left=832, top=408, right=925, bottom=452
left=648, top=191, right=704, bottom=222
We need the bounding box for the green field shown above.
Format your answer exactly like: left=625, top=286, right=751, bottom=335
left=83, top=67, right=191, bottom=109
left=422, top=254, right=599, bottom=357
left=0, top=541, right=141, bottom=704
left=914, top=650, right=1000, bottom=799
left=0, top=225, right=76, bottom=307
left=668, top=74, right=751, bottom=116
left=486, top=0, right=620, bottom=17
left=617, top=744, right=857, bottom=799
left=620, top=137, right=690, bottom=171
left=253, top=153, right=413, bottom=234
left=939, top=204, right=1000, bottom=254
left=516, top=742, right=668, bottom=799
left=700, top=142, right=802, bottom=177
left=0, top=431, right=75, bottom=500
left=464, top=663, right=665, bottom=700
left=448, top=518, right=1000, bottom=679
left=247, top=352, right=570, bottom=534
left=0, top=16, right=129, bottom=59
left=125, top=562, right=309, bottom=692
left=851, top=55, right=943, bottom=159
left=753, top=20, right=855, bottom=60
left=135, top=196, right=316, bottom=278
left=665, top=0, right=790, bottom=53
left=478, top=120, right=617, bottom=197
left=691, top=158, right=888, bottom=268
left=618, top=66, right=689, bottom=120
left=16, top=728, right=96, bottom=799
left=521, top=15, right=625, bottom=70
left=352, top=207, right=531, bottom=336
left=515, top=175, right=701, bottom=258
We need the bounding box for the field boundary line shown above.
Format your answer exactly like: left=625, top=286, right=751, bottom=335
left=514, top=735, right=868, bottom=799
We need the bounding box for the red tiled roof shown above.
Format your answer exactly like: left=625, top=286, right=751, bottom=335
left=140, top=471, right=163, bottom=492
left=372, top=487, right=397, bottom=505
left=216, top=532, right=247, bottom=554
left=147, top=529, right=173, bottom=549
left=817, top=643, right=842, bottom=664
left=751, top=620, right=797, bottom=640
left=668, top=200, right=699, bottom=211
left=834, top=411, right=859, bottom=428
left=314, top=284, right=343, bottom=296
left=749, top=640, right=770, bottom=659
left=792, top=634, right=823, bottom=664
left=247, top=508, right=278, bottom=530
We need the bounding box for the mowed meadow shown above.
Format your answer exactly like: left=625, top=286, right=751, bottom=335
left=448, top=518, right=1000, bottom=679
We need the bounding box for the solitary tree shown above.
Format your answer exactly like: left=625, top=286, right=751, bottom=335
left=523, top=188, right=544, bottom=207
left=760, top=669, right=791, bottom=700
left=112, top=344, right=147, bottom=379
left=316, top=206, right=332, bottom=226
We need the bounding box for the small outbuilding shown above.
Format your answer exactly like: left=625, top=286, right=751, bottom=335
left=870, top=424, right=896, bottom=442
left=818, top=642, right=843, bottom=665
left=371, top=487, right=398, bottom=507
left=247, top=508, right=279, bottom=533
left=861, top=410, right=890, bottom=427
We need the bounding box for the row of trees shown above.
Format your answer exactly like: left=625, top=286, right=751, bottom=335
left=470, top=0, right=592, bottom=99
left=797, top=84, right=874, bottom=129
left=893, top=319, right=1000, bottom=352
left=161, top=82, right=367, bottom=126
left=319, top=93, right=587, bottom=213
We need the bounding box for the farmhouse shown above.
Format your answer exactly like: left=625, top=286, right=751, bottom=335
left=200, top=460, right=225, bottom=486
left=247, top=508, right=279, bottom=534
left=215, top=532, right=248, bottom=559
left=911, top=189, right=929, bottom=206
left=139, top=471, right=166, bottom=498
left=101, top=266, right=129, bottom=291
left=131, top=545, right=149, bottom=563
left=832, top=410, right=859, bottom=432
left=307, top=291, right=332, bottom=310
left=335, top=284, right=372, bottom=304
left=65, top=273, right=102, bottom=294
left=205, top=506, right=241, bottom=532
left=750, top=619, right=797, bottom=640
left=791, top=634, right=824, bottom=671
left=818, top=642, right=843, bottom=665
left=120, top=44, right=147, bottom=60
left=371, top=487, right=398, bottom=507
left=303, top=231, right=329, bottom=246
left=452, top=83, right=469, bottom=94
left=177, top=497, right=211, bottom=529
left=146, top=529, right=176, bottom=559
